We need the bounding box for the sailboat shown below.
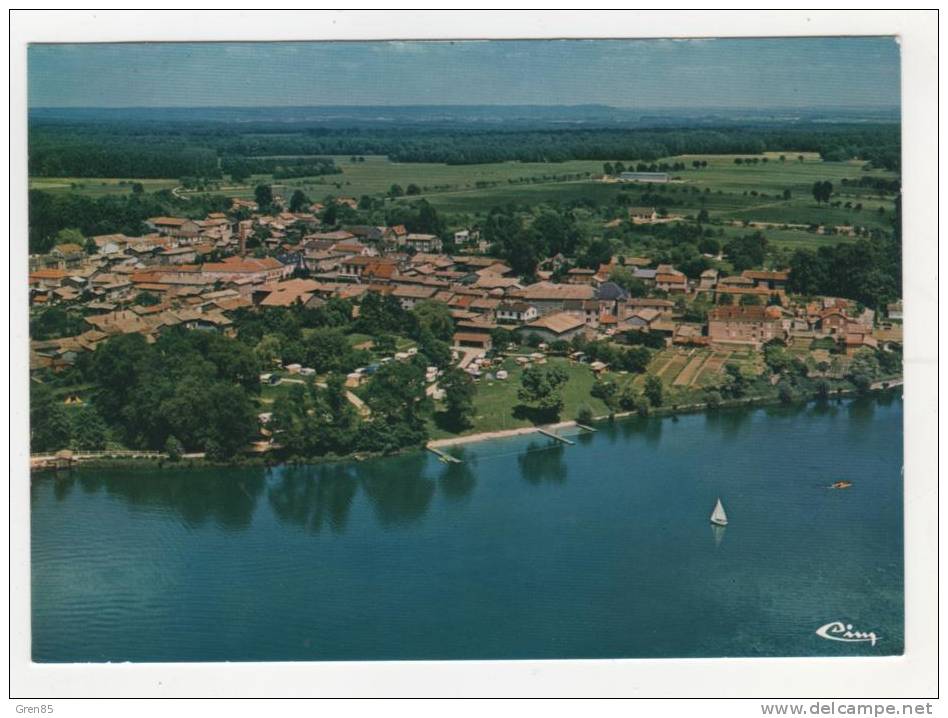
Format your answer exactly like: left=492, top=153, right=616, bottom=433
left=710, top=498, right=728, bottom=526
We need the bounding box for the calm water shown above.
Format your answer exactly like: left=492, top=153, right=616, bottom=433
left=31, top=395, right=903, bottom=662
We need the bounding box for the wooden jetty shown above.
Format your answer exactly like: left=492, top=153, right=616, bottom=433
left=536, top=428, right=575, bottom=445
left=427, top=446, right=462, bottom=463
left=575, top=423, right=597, bottom=432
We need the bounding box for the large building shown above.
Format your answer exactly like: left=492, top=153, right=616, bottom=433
left=146, top=217, right=202, bottom=240
left=200, top=256, right=287, bottom=283
left=708, top=305, right=785, bottom=349
left=512, top=281, right=596, bottom=316
left=518, top=311, right=588, bottom=343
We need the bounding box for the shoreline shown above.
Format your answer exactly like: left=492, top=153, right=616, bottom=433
left=32, top=381, right=902, bottom=474
left=427, top=420, right=580, bottom=449
left=427, top=381, right=903, bottom=452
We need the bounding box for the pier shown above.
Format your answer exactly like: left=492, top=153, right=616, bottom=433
left=536, top=427, right=575, bottom=445
left=575, top=423, right=597, bottom=433
left=427, top=446, right=462, bottom=463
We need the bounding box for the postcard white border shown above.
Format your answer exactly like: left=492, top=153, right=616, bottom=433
left=6, top=9, right=939, bottom=703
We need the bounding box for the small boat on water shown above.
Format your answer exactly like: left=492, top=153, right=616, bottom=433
left=829, top=480, right=853, bottom=490
left=710, top=498, right=728, bottom=526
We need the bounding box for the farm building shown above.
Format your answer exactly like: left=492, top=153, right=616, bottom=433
left=628, top=206, right=658, bottom=223
left=518, top=311, right=588, bottom=343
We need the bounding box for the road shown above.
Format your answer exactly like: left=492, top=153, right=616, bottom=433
left=279, top=377, right=370, bottom=416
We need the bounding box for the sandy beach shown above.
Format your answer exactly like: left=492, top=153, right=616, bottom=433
left=427, top=420, right=580, bottom=449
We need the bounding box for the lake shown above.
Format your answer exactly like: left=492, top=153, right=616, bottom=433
left=31, top=395, right=904, bottom=662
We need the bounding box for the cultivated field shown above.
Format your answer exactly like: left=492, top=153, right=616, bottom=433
left=29, top=177, right=180, bottom=195
left=31, top=151, right=898, bottom=255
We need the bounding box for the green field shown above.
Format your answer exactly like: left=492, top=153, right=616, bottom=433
left=208, top=152, right=899, bottom=233
left=28, top=177, right=180, bottom=196
left=30, top=151, right=898, bottom=255
left=428, top=356, right=609, bottom=439
left=183, top=155, right=612, bottom=202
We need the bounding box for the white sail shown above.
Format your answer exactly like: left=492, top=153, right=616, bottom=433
left=710, top=498, right=728, bottom=526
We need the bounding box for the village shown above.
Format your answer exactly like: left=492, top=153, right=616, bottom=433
left=28, top=189, right=904, bottom=462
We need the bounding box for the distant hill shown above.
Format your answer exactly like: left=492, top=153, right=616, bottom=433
left=28, top=104, right=900, bottom=130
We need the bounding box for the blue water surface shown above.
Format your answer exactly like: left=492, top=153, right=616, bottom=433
left=31, top=395, right=903, bottom=662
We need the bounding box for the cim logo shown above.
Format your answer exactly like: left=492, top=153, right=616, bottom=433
left=815, top=621, right=880, bottom=646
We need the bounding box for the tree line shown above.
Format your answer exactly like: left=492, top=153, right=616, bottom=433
left=222, top=156, right=341, bottom=182
left=29, top=122, right=901, bottom=176
left=788, top=196, right=901, bottom=309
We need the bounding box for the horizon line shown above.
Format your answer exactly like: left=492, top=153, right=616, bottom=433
left=28, top=102, right=902, bottom=111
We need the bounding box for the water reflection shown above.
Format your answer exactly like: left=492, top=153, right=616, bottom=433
left=704, top=406, right=752, bottom=440
left=266, top=464, right=357, bottom=534
left=518, top=442, right=567, bottom=485
left=357, top=453, right=435, bottom=527
left=617, top=414, right=663, bottom=447
left=763, top=402, right=807, bottom=420
left=847, top=396, right=876, bottom=426
left=875, top=389, right=899, bottom=407
left=52, top=475, right=74, bottom=502
left=46, top=469, right=268, bottom=530
left=711, top=523, right=726, bottom=548
left=808, top=399, right=838, bottom=419
left=600, top=419, right=620, bottom=446
left=438, top=448, right=477, bottom=503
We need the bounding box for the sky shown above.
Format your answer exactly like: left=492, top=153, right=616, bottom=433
left=28, top=37, right=901, bottom=109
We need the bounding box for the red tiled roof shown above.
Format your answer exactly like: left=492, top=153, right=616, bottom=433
left=148, top=216, right=191, bottom=226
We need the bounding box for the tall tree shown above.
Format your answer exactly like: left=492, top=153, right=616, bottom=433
left=72, top=402, right=109, bottom=450
left=288, top=189, right=309, bottom=213
left=411, top=301, right=455, bottom=343
left=518, top=364, right=569, bottom=419
left=30, top=383, right=72, bottom=452
left=439, top=367, right=476, bottom=430
left=644, top=375, right=664, bottom=407
left=812, top=180, right=833, bottom=206
left=255, top=184, right=274, bottom=211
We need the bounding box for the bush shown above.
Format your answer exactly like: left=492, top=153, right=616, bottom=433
left=577, top=405, right=594, bottom=424
left=777, top=382, right=797, bottom=405
left=644, top=375, right=664, bottom=407
left=635, top=396, right=651, bottom=417
left=204, top=438, right=227, bottom=462
left=165, top=435, right=184, bottom=461
left=618, top=385, right=638, bottom=411
left=704, top=390, right=722, bottom=409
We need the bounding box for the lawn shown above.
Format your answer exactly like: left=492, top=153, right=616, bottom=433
left=427, top=356, right=609, bottom=439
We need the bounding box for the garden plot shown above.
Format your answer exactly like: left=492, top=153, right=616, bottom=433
left=674, top=351, right=711, bottom=386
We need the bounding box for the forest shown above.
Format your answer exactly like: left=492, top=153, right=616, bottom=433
left=27, top=189, right=230, bottom=253
left=30, top=294, right=467, bottom=460
left=28, top=120, right=901, bottom=178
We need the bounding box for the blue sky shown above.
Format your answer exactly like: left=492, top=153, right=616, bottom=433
left=28, top=37, right=900, bottom=109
